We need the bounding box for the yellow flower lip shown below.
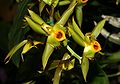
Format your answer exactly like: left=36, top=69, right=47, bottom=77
left=80, top=0, right=88, bottom=3
left=91, top=41, right=101, bottom=52
left=54, top=30, right=66, bottom=41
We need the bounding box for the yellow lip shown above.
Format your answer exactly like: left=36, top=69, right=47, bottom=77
left=54, top=30, right=66, bottom=42
left=91, top=41, right=101, bottom=52
left=80, top=0, right=88, bottom=3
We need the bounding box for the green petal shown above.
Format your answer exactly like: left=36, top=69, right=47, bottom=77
left=28, top=9, right=46, bottom=25
left=22, top=41, right=33, bottom=54
left=91, top=19, right=106, bottom=38
left=4, top=40, right=28, bottom=64
left=62, top=53, right=75, bottom=70
left=28, top=9, right=52, bottom=34
left=42, top=43, right=54, bottom=70
left=48, top=60, right=60, bottom=70
left=57, top=0, right=77, bottom=26
left=81, top=56, right=89, bottom=81
left=72, top=17, right=84, bottom=39
left=75, top=4, right=83, bottom=27
left=68, top=27, right=85, bottom=47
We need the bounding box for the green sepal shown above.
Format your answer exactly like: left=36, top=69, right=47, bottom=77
left=28, top=9, right=52, bottom=34
left=42, top=43, right=54, bottom=70
left=72, top=17, right=84, bottom=39
left=57, top=0, right=77, bottom=26
left=62, top=53, right=75, bottom=70
left=4, top=40, right=28, bottom=64
left=21, top=40, right=33, bottom=55
left=39, top=0, right=46, bottom=15
left=48, top=60, right=60, bottom=70
left=53, top=64, right=62, bottom=84
left=75, top=4, right=83, bottom=27
left=81, top=55, right=89, bottom=82
left=28, top=9, right=46, bottom=25
left=25, top=16, right=47, bottom=35
left=91, top=19, right=106, bottom=38
left=68, top=27, right=85, bottom=47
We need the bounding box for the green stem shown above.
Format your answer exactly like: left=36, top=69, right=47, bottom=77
left=108, top=72, right=120, bottom=77
left=67, top=45, right=82, bottom=64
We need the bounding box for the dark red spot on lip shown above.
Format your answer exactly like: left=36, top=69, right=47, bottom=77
left=56, top=32, right=63, bottom=39
left=93, top=44, right=99, bottom=50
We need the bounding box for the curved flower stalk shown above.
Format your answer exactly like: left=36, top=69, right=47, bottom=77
left=24, top=0, right=77, bottom=70
left=68, top=17, right=106, bottom=81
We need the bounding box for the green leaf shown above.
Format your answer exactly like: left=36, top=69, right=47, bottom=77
left=68, top=27, right=85, bottom=47
left=4, top=40, right=28, bottom=64
left=100, top=51, right=120, bottom=64
left=42, top=43, right=54, bottom=70
left=75, top=4, right=83, bottom=27
left=81, top=56, right=89, bottom=81
left=107, top=51, right=120, bottom=63
left=88, top=62, right=109, bottom=84
left=72, top=17, right=84, bottom=39
left=91, top=19, right=106, bottom=38
left=53, top=65, right=62, bottom=84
